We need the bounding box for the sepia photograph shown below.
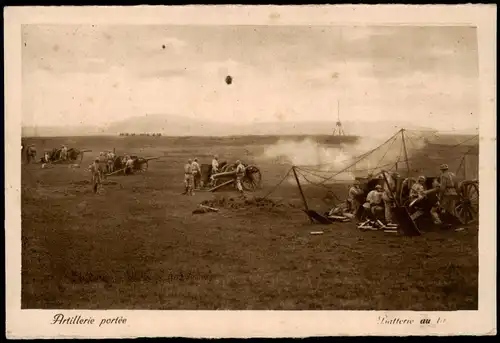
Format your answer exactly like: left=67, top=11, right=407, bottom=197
left=5, top=5, right=496, bottom=338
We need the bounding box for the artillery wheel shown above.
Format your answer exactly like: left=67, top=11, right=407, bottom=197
left=242, top=165, right=262, bottom=191
left=455, top=180, right=479, bottom=225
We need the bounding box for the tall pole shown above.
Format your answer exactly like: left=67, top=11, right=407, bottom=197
left=337, top=99, right=340, bottom=121
left=401, top=129, right=410, bottom=177
left=292, top=166, right=312, bottom=223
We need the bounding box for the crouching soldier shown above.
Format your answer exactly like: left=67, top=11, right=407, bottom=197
left=366, top=185, right=384, bottom=221
left=89, top=158, right=103, bottom=194
left=124, top=156, right=134, bottom=175
left=410, top=175, right=442, bottom=225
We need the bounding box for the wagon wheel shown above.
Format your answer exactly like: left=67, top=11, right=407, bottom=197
left=242, top=165, right=262, bottom=191
left=455, top=181, right=479, bottom=225
left=399, top=177, right=417, bottom=207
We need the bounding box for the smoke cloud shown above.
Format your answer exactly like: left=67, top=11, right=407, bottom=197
left=261, top=132, right=428, bottom=185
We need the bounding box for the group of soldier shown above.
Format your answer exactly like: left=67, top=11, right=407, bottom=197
left=89, top=152, right=138, bottom=193
left=22, top=144, right=69, bottom=164
left=183, top=155, right=246, bottom=196
left=346, top=163, right=459, bottom=227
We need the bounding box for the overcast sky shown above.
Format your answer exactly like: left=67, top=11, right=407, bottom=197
left=22, top=25, right=479, bottom=131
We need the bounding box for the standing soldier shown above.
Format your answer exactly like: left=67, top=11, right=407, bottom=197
left=347, top=180, right=364, bottom=215
left=436, top=163, right=458, bottom=217
left=60, top=145, right=68, bottom=161
left=184, top=159, right=194, bottom=195
left=26, top=144, right=36, bottom=164
left=381, top=172, right=399, bottom=225
left=211, top=155, right=220, bottom=174
left=191, top=158, right=202, bottom=190
left=106, top=151, right=115, bottom=174
left=235, top=160, right=246, bottom=195
left=89, top=158, right=103, bottom=194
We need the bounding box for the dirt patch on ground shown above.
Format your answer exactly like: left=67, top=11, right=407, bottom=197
left=199, top=196, right=291, bottom=212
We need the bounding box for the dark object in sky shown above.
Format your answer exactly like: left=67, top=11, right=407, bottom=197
left=225, top=75, right=233, bottom=85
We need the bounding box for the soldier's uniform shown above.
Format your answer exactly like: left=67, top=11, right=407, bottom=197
left=410, top=176, right=426, bottom=201
left=184, top=159, right=194, bottom=195
left=60, top=145, right=68, bottom=161
left=89, top=158, right=103, bottom=194
left=191, top=158, right=201, bottom=190
left=211, top=156, right=219, bottom=174
left=235, top=160, right=246, bottom=194
left=366, top=185, right=384, bottom=220
left=410, top=176, right=442, bottom=225
left=347, top=181, right=363, bottom=214
left=106, top=152, right=115, bottom=173
left=125, top=158, right=134, bottom=175
left=437, top=164, right=458, bottom=217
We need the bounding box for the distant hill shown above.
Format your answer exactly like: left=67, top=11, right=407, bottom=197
left=103, top=114, right=436, bottom=137
left=23, top=113, right=471, bottom=137
left=104, top=114, right=238, bottom=136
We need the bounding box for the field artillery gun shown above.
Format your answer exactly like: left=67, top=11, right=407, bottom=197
left=200, top=161, right=262, bottom=192
left=105, top=154, right=162, bottom=176
left=399, top=176, right=478, bottom=225
left=42, top=147, right=92, bottom=164
left=354, top=172, right=478, bottom=226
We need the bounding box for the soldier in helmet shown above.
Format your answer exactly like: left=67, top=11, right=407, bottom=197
left=235, top=160, right=246, bottom=195
left=410, top=175, right=442, bottom=225
left=436, top=163, right=458, bottom=217
left=410, top=175, right=427, bottom=201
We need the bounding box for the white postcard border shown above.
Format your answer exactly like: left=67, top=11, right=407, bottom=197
left=4, top=5, right=497, bottom=338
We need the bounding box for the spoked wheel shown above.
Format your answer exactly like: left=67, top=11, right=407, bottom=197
left=455, top=181, right=479, bottom=225
left=242, top=165, right=262, bottom=191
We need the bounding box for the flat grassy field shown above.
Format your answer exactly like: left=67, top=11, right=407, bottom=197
left=21, top=135, right=478, bottom=310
